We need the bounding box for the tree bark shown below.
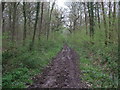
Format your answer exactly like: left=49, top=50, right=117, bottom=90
left=83, top=2, right=88, bottom=35
left=47, top=1, right=55, bottom=40
left=23, top=2, right=27, bottom=46
left=38, top=2, right=44, bottom=40
left=8, top=3, right=12, bottom=39
left=12, top=2, right=17, bottom=43
left=2, top=2, right=5, bottom=33
left=30, top=2, right=40, bottom=50
left=118, top=1, right=120, bottom=68
left=96, top=2, right=101, bottom=29
left=108, top=2, right=112, bottom=40
left=88, top=2, right=94, bottom=39
left=101, top=2, right=108, bottom=45
left=2, top=2, right=5, bottom=12
left=112, top=2, right=116, bottom=32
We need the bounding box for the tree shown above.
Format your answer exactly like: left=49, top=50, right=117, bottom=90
left=83, top=2, right=88, bottom=35
left=8, top=3, right=12, bottom=37
left=47, top=1, right=55, bottom=40
left=23, top=2, right=27, bottom=46
left=2, top=2, right=5, bottom=12
left=112, top=2, right=116, bottom=32
left=2, top=2, right=6, bottom=33
left=12, top=2, right=19, bottom=43
left=38, top=2, right=44, bottom=40
left=108, top=2, right=112, bottom=40
left=96, top=2, right=101, bottom=29
left=118, top=2, right=120, bottom=73
left=30, top=2, right=40, bottom=50
left=88, top=2, right=94, bottom=39
left=101, top=2, right=108, bottom=45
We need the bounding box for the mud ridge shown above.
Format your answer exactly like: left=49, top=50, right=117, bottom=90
left=28, top=44, right=88, bottom=88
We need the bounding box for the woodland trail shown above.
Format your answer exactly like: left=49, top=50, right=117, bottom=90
left=28, top=44, right=88, bottom=88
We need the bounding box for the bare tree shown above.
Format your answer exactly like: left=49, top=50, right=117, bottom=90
left=23, top=2, right=27, bottom=46
left=108, top=2, right=112, bottom=40
left=2, top=2, right=6, bottom=33
left=112, top=2, right=116, bottom=31
left=83, top=2, right=88, bottom=35
left=38, top=2, right=44, bottom=40
left=47, top=1, right=55, bottom=40
left=96, top=2, right=101, bottom=29
left=2, top=2, right=5, bottom=12
left=30, top=2, right=40, bottom=50
left=101, top=2, right=108, bottom=45
left=8, top=3, right=12, bottom=36
left=88, top=2, right=94, bottom=39
left=12, top=2, right=17, bottom=42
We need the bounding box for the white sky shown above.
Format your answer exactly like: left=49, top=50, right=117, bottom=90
left=56, top=0, right=68, bottom=9
left=0, top=0, right=119, bottom=2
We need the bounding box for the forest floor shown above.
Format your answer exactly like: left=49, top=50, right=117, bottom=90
left=28, top=44, right=88, bottom=88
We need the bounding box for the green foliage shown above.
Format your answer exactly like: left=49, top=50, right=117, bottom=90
left=66, top=28, right=118, bottom=88
left=3, top=67, right=32, bottom=88
left=2, top=37, right=62, bottom=88
left=2, top=24, right=118, bottom=88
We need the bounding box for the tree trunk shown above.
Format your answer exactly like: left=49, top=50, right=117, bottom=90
left=112, top=2, right=116, bottom=32
left=47, top=1, right=55, bottom=40
left=38, top=2, right=44, bottom=40
left=108, top=2, right=112, bottom=40
left=8, top=3, right=12, bottom=40
left=118, top=1, right=120, bottom=68
left=12, top=2, right=17, bottom=43
left=88, top=2, right=94, bottom=39
left=2, top=2, right=5, bottom=33
left=30, top=2, right=40, bottom=50
left=90, top=2, right=94, bottom=39
left=83, top=2, right=88, bottom=35
left=101, top=2, right=108, bottom=45
left=2, top=2, right=5, bottom=12
left=23, top=2, right=27, bottom=46
left=96, top=2, right=101, bottom=29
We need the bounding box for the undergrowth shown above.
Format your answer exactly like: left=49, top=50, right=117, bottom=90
left=2, top=28, right=118, bottom=88
left=2, top=36, right=63, bottom=88
left=66, top=29, right=118, bottom=88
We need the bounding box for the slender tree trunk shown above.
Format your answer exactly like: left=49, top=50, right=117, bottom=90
left=112, top=2, right=116, bottom=32
left=118, top=2, right=120, bottom=74
left=73, top=19, right=76, bottom=31
left=108, top=2, right=112, bottom=40
left=96, top=2, right=101, bottom=29
left=47, top=1, right=55, bottom=40
left=73, top=16, right=79, bottom=31
left=30, top=2, right=40, bottom=50
left=38, top=2, right=44, bottom=40
left=101, top=2, right=108, bottom=45
left=8, top=3, right=12, bottom=40
left=90, top=2, right=94, bottom=39
left=2, top=2, right=5, bottom=12
left=88, top=2, right=94, bottom=39
left=46, top=3, right=50, bottom=40
left=23, top=2, right=27, bottom=46
left=87, top=2, right=90, bottom=36
left=94, top=3, right=98, bottom=22
left=28, top=3, right=31, bottom=36
left=2, top=2, right=5, bottom=33
left=12, top=2, right=17, bottom=43
left=83, top=3, right=88, bottom=35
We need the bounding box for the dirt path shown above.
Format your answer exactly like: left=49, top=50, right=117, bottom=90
left=28, top=44, right=88, bottom=88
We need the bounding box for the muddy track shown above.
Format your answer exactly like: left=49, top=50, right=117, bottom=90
left=28, top=44, right=88, bottom=88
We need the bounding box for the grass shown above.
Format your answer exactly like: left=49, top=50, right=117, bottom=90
left=2, top=27, right=118, bottom=88
left=66, top=28, right=118, bottom=88
left=2, top=36, right=63, bottom=88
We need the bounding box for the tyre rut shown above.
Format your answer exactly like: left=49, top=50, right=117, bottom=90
left=28, top=44, right=88, bottom=88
